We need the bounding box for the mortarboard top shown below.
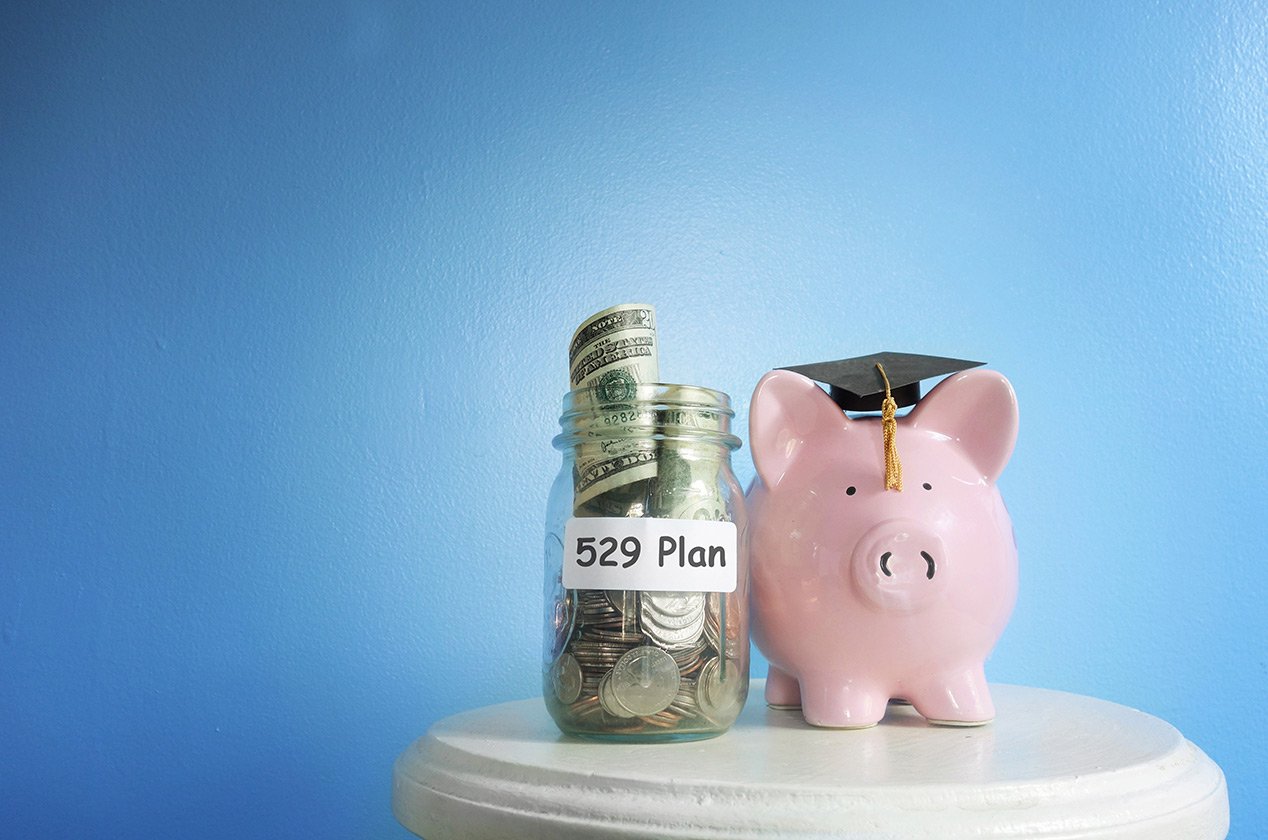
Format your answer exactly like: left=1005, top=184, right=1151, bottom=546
left=781, top=352, right=984, bottom=412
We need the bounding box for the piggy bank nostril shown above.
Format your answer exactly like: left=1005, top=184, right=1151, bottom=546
left=879, top=550, right=937, bottom=580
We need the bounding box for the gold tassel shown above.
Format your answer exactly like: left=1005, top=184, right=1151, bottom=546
left=876, top=363, right=903, bottom=491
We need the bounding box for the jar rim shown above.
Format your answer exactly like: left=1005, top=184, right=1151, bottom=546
left=553, top=382, right=741, bottom=451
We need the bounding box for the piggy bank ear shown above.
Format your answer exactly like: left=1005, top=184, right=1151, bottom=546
left=749, top=369, right=850, bottom=487
left=908, top=369, right=1019, bottom=484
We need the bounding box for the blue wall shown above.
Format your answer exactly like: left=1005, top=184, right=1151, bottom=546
left=2, top=1, right=1264, bottom=837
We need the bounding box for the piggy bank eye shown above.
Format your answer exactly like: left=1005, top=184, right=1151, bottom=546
left=922, top=482, right=932, bottom=491
left=846, top=486, right=857, bottom=496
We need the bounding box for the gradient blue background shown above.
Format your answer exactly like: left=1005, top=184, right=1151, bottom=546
left=3, top=1, right=1265, bottom=837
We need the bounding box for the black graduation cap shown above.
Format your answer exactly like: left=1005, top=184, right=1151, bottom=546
left=781, top=352, right=984, bottom=412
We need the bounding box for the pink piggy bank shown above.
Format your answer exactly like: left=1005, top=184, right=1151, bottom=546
left=747, top=367, right=1019, bottom=728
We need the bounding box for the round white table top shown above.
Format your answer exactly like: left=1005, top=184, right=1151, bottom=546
left=393, top=681, right=1228, bottom=839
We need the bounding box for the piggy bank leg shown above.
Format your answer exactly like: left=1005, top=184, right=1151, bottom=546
left=799, top=675, right=886, bottom=729
left=909, top=665, right=994, bottom=726
left=765, top=665, right=802, bottom=709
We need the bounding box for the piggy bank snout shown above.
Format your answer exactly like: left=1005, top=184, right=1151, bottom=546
left=850, top=520, right=948, bottom=612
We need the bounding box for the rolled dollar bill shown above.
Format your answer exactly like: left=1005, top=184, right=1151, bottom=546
left=568, top=303, right=658, bottom=396
left=568, top=304, right=660, bottom=506
left=649, top=408, right=731, bottom=523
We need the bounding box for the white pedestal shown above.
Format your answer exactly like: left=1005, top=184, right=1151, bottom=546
left=393, top=681, right=1228, bottom=839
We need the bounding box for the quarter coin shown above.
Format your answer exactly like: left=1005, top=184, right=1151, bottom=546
left=550, top=653, right=583, bottom=705
left=609, top=646, right=680, bottom=717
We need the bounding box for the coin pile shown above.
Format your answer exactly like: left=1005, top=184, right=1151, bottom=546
left=547, top=588, right=744, bottom=733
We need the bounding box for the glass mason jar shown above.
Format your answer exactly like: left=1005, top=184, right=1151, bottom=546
left=543, top=384, right=749, bottom=741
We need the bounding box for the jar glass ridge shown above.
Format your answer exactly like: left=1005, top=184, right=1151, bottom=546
left=543, top=384, right=749, bottom=741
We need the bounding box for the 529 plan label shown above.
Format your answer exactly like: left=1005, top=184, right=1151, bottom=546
left=562, top=517, right=738, bottom=593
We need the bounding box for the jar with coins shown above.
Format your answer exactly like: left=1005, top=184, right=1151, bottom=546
left=543, top=383, right=749, bottom=741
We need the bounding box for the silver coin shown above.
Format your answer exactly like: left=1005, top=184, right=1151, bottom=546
left=641, top=591, right=705, bottom=618
left=598, top=671, right=637, bottom=718
left=605, top=589, right=639, bottom=617
left=551, top=590, right=577, bottom=655
left=640, top=592, right=706, bottom=651
left=609, top=646, right=680, bottom=717
left=642, top=608, right=704, bottom=632
left=668, top=638, right=707, bottom=668
left=645, top=603, right=706, bottom=629
left=640, top=596, right=705, bottom=627
left=642, top=615, right=705, bottom=650
left=550, top=653, right=583, bottom=704
left=696, top=656, right=744, bottom=722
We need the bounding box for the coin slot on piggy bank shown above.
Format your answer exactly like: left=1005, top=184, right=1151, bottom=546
left=747, top=351, right=1019, bottom=729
